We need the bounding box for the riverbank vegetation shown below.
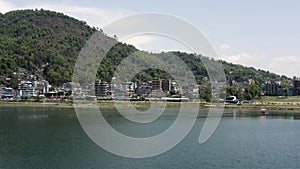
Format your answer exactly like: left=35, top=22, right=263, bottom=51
left=3, top=96, right=300, bottom=110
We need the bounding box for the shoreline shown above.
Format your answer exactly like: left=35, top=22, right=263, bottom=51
left=2, top=100, right=300, bottom=112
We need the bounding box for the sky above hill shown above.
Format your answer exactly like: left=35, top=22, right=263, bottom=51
left=1, top=0, right=299, bottom=78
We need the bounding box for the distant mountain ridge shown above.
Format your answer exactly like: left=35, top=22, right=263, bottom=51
left=0, top=9, right=290, bottom=88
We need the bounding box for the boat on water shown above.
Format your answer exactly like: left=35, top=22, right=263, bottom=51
left=261, top=107, right=269, bottom=115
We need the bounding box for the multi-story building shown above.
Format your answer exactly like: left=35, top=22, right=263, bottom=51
left=0, top=87, right=14, bottom=98
left=264, top=81, right=284, bottom=96
left=151, top=79, right=162, bottom=91
left=35, top=80, right=50, bottom=94
left=18, top=81, right=36, bottom=97
left=95, top=81, right=109, bottom=97
left=293, top=76, right=300, bottom=96
left=161, top=79, right=170, bottom=92
left=135, top=86, right=151, bottom=96
left=119, top=81, right=135, bottom=96
left=17, top=76, right=50, bottom=97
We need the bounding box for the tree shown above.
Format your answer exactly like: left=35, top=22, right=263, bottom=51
left=246, top=82, right=262, bottom=99
left=199, top=77, right=211, bottom=102
left=282, top=79, right=290, bottom=96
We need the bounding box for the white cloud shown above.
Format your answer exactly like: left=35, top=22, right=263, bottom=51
left=268, top=56, right=300, bottom=77
left=0, top=0, right=133, bottom=28
left=222, top=52, right=270, bottom=70
left=123, top=35, right=157, bottom=47
left=219, top=44, right=232, bottom=52
left=218, top=44, right=300, bottom=78
left=32, top=4, right=133, bottom=27
left=0, top=0, right=16, bottom=13
left=1, top=1, right=192, bottom=53
left=123, top=34, right=193, bottom=53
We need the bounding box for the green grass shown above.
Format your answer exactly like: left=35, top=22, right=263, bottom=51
left=256, top=96, right=300, bottom=103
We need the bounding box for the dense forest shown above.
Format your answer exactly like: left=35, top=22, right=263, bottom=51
left=0, top=9, right=96, bottom=87
left=0, top=9, right=290, bottom=92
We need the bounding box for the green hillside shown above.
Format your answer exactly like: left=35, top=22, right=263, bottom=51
left=0, top=9, right=290, bottom=89
left=0, top=9, right=95, bottom=86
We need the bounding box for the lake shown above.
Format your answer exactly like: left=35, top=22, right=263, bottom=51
left=0, top=105, right=300, bottom=169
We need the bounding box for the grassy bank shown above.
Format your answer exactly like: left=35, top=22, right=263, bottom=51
left=252, top=96, right=300, bottom=106
left=2, top=96, right=300, bottom=112
left=0, top=99, right=202, bottom=109
left=257, top=96, right=300, bottom=102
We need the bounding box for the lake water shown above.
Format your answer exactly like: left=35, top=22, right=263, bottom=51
left=0, top=105, right=300, bottom=169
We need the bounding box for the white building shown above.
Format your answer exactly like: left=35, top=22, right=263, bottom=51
left=18, top=81, right=36, bottom=97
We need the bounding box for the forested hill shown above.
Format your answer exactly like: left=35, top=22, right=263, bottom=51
left=0, top=9, right=96, bottom=86
left=0, top=9, right=290, bottom=88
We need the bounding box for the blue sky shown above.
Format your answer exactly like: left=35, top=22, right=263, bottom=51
left=1, top=0, right=299, bottom=78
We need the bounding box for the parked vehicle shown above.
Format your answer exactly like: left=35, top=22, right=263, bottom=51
left=225, top=96, right=239, bottom=104
left=241, top=100, right=253, bottom=104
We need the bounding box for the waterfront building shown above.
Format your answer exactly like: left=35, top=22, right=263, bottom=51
left=264, top=81, right=284, bottom=96
left=118, top=81, right=135, bottom=96
left=161, top=79, right=171, bottom=92
left=135, top=86, right=151, bottom=96
left=0, top=87, right=14, bottom=98
left=95, top=81, right=109, bottom=97
left=35, top=80, right=50, bottom=94
left=18, top=81, right=36, bottom=97
left=151, top=79, right=162, bottom=91
left=293, top=76, right=300, bottom=96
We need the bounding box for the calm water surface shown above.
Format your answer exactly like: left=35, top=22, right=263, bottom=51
left=0, top=106, right=300, bottom=169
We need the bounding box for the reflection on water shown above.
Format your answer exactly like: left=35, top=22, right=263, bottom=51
left=17, top=114, right=50, bottom=121
left=0, top=106, right=300, bottom=169
left=222, top=108, right=300, bottom=120
left=0, top=106, right=76, bottom=121
left=17, top=114, right=76, bottom=121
